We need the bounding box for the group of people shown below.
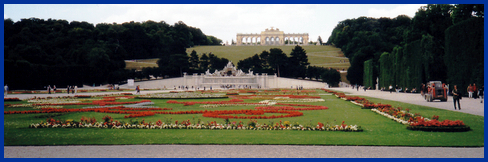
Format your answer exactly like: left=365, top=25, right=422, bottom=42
left=45, top=85, right=78, bottom=94
left=466, top=83, right=483, bottom=100
left=66, top=85, right=78, bottom=94
left=388, top=85, right=404, bottom=93
left=46, top=85, right=57, bottom=94
left=451, top=83, right=483, bottom=110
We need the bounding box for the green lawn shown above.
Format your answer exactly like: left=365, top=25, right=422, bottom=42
left=125, top=58, right=159, bottom=71
left=188, top=45, right=348, bottom=69
left=124, top=45, right=349, bottom=71
left=4, top=90, right=483, bottom=146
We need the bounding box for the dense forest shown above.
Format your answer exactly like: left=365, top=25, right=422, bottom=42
left=4, top=18, right=222, bottom=90
left=327, top=4, right=484, bottom=95
left=237, top=46, right=341, bottom=86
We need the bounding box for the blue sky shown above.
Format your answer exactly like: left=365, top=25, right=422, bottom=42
left=5, top=4, right=426, bottom=44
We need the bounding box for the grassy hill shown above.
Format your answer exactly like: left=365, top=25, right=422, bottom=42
left=125, top=45, right=350, bottom=71
left=187, top=45, right=349, bottom=70
left=125, top=58, right=159, bottom=71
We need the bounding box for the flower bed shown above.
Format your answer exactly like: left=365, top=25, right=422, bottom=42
left=261, top=98, right=325, bottom=103
left=255, top=106, right=328, bottom=111
left=229, top=95, right=321, bottom=100
left=138, top=93, right=228, bottom=99
left=166, top=99, right=244, bottom=106
left=29, top=116, right=362, bottom=132
left=202, top=109, right=303, bottom=119
left=407, top=117, right=470, bottom=132
left=200, top=103, right=272, bottom=108
left=31, top=100, right=152, bottom=106
left=324, top=88, right=469, bottom=131
left=74, top=95, right=91, bottom=98
left=406, top=125, right=471, bottom=132
left=4, top=98, right=21, bottom=101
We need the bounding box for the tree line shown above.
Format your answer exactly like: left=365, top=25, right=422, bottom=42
left=4, top=18, right=222, bottom=90
left=137, top=50, right=230, bottom=79
left=237, top=46, right=341, bottom=86
left=327, top=4, right=484, bottom=95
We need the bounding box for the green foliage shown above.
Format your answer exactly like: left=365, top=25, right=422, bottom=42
left=4, top=18, right=222, bottom=89
left=319, top=68, right=341, bottom=87
left=363, top=59, right=374, bottom=89
left=328, top=4, right=483, bottom=92
left=445, top=17, right=484, bottom=95
left=289, top=45, right=310, bottom=78
left=237, top=46, right=318, bottom=79
left=189, top=50, right=200, bottom=70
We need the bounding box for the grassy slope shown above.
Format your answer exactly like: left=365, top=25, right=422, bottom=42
left=124, top=46, right=349, bottom=71
left=187, top=45, right=349, bottom=69
left=4, top=90, right=483, bottom=146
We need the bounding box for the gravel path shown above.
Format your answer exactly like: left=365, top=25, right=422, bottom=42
left=4, top=145, right=484, bottom=158
left=4, top=87, right=484, bottom=158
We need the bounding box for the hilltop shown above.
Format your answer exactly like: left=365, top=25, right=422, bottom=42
left=126, top=45, right=349, bottom=71
left=187, top=45, right=349, bottom=70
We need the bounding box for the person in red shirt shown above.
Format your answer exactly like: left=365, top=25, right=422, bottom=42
left=473, top=83, right=477, bottom=99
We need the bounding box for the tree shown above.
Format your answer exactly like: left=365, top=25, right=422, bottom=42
left=157, top=53, right=189, bottom=77
left=200, top=53, right=210, bottom=70
left=3, top=18, right=223, bottom=89
left=289, top=45, right=310, bottom=78
left=189, top=50, right=200, bottom=70
left=268, top=48, right=288, bottom=77
left=321, top=68, right=341, bottom=87
left=451, top=4, right=484, bottom=24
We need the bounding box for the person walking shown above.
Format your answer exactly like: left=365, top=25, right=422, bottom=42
left=47, top=85, right=51, bottom=94
left=136, top=85, right=140, bottom=94
left=472, top=83, right=477, bottom=99
left=74, top=85, right=78, bottom=94
left=452, top=85, right=461, bottom=110
left=53, top=85, right=57, bottom=94
left=421, top=83, right=426, bottom=96
left=389, top=85, right=393, bottom=93
left=467, top=84, right=473, bottom=98
left=478, top=86, right=484, bottom=103
left=67, top=85, right=70, bottom=94
left=4, top=84, right=8, bottom=97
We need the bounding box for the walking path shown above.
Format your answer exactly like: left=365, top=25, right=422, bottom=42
left=4, top=145, right=484, bottom=158
left=4, top=87, right=484, bottom=158
left=330, top=87, right=484, bottom=116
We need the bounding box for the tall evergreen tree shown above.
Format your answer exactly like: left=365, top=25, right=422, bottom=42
left=289, top=45, right=310, bottom=78
left=268, top=48, right=288, bottom=77
left=200, top=53, right=209, bottom=70
left=189, top=50, right=200, bottom=70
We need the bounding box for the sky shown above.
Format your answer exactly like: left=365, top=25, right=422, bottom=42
left=4, top=4, right=427, bottom=44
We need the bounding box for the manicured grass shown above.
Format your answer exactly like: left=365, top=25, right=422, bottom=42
left=3, top=90, right=483, bottom=146
left=125, top=58, right=159, bottom=71
left=122, top=46, right=350, bottom=71
left=187, top=45, right=348, bottom=69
